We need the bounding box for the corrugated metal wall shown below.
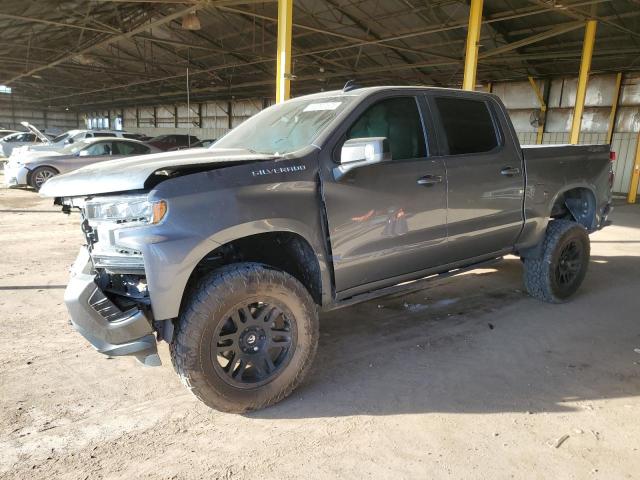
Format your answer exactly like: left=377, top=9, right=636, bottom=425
left=503, top=73, right=639, bottom=195
left=0, top=96, right=79, bottom=134
left=7, top=72, right=635, bottom=195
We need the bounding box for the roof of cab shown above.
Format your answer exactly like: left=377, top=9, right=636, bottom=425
left=288, top=85, right=494, bottom=101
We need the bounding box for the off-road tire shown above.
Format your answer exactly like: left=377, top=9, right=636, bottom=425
left=29, top=166, right=58, bottom=191
left=170, top=262, right=319, bottom=413
left=523, top=220, right=590, bottom=303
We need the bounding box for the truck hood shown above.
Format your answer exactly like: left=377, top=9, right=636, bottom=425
left=39, top=147, right=277, bottom=197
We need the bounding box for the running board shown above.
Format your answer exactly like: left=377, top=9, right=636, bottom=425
left=325, top=257, right=503, bottom=311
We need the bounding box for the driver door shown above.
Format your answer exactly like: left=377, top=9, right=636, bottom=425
left=320, top=95, right=448, bottom=297
left=70, top=141, right=116, bottom=169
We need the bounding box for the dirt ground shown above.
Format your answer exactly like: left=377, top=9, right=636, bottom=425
left=1, top=171, right=639, bottom=480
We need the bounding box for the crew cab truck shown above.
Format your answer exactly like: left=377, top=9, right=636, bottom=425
left=41, top=86, right=613, bottom=413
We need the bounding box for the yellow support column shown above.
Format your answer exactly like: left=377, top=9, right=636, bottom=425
left=569, top=20, right=597, bottom=145
left=462, top=0, right=483, bottom=91
left=606, top=72, right=622, bottom=145
left=276, top=0, right=293, bottom=104
left=628, top=132, right=640, bottom=204
left=528, top=76, right=547, bottom=145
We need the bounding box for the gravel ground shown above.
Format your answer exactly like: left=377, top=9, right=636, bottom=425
left=1, top=173, right=639, bottom=479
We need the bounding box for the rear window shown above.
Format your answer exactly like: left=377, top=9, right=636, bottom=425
left=434, top=97, right=498, bottom=155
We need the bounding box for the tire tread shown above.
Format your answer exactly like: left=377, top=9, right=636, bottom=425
left=170, top=263, right=318, bottom=413
left=523, top=219, right=590, bottom=303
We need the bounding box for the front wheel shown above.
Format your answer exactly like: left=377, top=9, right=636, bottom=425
left=29, top=166, right=58, bottom=190
left=523, top=220, right=590, bottom=303
left=170, top=263, right=319, bottom=413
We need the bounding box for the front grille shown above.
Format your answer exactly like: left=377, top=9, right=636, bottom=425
left=88, top=288, right=138, bottom=323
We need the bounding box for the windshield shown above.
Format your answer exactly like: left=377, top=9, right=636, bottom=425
left=213, top=95, right=355, bottom=154
left=53, top=133, right=69, bottom=143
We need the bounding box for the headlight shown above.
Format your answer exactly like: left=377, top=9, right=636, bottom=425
left=85, top=195, right=167, bottom=224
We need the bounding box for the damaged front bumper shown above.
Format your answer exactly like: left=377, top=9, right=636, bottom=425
left=65, top=247, right=161, bottom=366
left=3, top=163, right=29, bottom=187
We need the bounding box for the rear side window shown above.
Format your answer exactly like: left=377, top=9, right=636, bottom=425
left=433, top=97, right=498, bottom=155
left=133, top=143, right=150, bottom=154
left=85, top=141, right=113, bottom=156
left=114, top=142, right=149, bottom=155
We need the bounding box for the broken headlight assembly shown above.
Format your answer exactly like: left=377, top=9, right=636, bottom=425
left=85, top=195, right=167, bottom=225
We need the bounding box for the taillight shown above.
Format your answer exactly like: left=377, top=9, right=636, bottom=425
left=610, top=151, right=616, bottom=161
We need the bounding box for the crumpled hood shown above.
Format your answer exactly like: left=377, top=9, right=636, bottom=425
left=39, top=147, right=276, bottom=197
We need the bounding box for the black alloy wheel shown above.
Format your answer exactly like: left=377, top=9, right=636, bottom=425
left=212, top=301, right=296, bottom=388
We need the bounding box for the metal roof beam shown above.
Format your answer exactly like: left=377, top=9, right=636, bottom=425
left=480, top=21, right=585, bottom=58
left=1, top=2, right=209, bottom=85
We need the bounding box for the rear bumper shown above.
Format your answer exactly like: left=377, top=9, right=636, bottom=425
left=65, top=247, right=160, bottom=365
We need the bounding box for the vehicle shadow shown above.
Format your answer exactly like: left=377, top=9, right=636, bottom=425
left=249, top=254, right=640, bottom=419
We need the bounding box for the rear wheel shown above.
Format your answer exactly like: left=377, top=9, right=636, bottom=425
left=523, top=220, right=590, bottom=303
left=170, top=263, right=319, bottom=413
left=29, top=166, right=58, bottom=190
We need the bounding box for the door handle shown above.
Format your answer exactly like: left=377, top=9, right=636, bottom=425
left=417, top=174, right=443, bottom=186
left=500, top=166, right=521, bottom=177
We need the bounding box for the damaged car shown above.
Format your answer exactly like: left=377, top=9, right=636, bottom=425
left=41, top=86, right=613, bottom=413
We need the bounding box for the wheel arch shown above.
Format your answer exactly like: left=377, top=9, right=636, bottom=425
left=549, top=184, right=597, bottom=230
left=26, top=164, right=60, bottom=187
left=518, top=183, right=597, bottom=259
left=177, top=221, right=331, bottom=318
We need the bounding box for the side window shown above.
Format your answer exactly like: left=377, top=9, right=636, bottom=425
left=346, top=97, right=426, bottom=160
left=114, top=142, right=148, bottom=155
left=113, top=142, right=135, bottom=155
left=134, top=143, right=150, bottom=154
left=85, top=142, right=112, bottom=156
left=433, top=97, right=499, bottom=155
left=93, top=132, right=117, bottom=137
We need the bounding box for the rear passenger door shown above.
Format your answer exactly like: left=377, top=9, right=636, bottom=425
left=428, top=94, right=524, bottom=262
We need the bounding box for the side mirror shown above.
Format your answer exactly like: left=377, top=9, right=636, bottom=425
left=66, top=138, right=74, bottom=144
left=334, top=137, right=391, bottom=180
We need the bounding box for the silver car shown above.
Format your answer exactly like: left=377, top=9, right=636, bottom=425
left=4, top=137, right=160, bottom=190
left=11, top=128, right=134, bottom=159
left=0, top=130, right=50, bottom=158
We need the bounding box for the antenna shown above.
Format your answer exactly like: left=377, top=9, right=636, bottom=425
left=343, top=80, right=361, bottom=92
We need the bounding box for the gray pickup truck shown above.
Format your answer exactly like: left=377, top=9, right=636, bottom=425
left=41, top=86, right=613, bottom=413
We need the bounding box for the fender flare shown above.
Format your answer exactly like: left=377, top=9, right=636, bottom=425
left=194, top=218, right=333, bottom=304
